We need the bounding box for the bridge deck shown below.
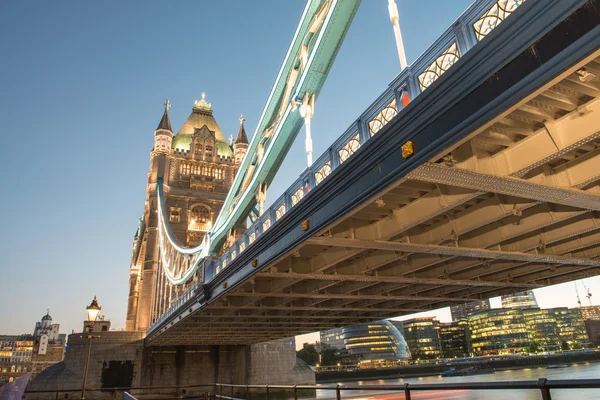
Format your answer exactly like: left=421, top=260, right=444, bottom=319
left=147, top=0, right=600, bottom=346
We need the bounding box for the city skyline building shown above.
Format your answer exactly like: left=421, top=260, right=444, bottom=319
left=0, top=312, right=65, bottom=385
left=342, top=321, right=410, bottom=368
left=0, top=335, right=33, bottom=385
left=125, top=97, right=249, bottom=331
left=450, top=300, right=491, bottom=321
left=319, top=321, right=411, bottom=367
left=401, top=318, right=442, bottom=360
left=468, top=308, right=529, bottom=355
left=438, top=320, right=470, bottom=358
left=31, top=311, right=66, bottom=376
left=501, top=290, right=539, bottom=309
left=580, top=305, right=600, bottom=321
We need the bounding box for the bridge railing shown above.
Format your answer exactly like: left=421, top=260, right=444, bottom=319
left=212, top=0, right=528, bottom=278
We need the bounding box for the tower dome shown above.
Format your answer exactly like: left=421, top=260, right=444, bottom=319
left=41, top=310, right=52, bottom=322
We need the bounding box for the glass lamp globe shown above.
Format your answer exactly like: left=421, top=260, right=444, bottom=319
left=86, top=296, right=101, bottom=322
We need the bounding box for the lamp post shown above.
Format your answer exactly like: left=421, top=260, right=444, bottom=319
left=81, top=296, right=101, bottom=400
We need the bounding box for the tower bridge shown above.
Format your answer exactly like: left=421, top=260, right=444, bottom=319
left=126, top=0, right=600, bottom=347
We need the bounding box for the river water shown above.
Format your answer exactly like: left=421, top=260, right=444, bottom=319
left=316, top=362, right=600, bottom=400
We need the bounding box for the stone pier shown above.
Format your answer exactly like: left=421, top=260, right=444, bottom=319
left=26, top=334, right=314, bottom=398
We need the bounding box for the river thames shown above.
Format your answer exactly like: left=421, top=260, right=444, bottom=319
left=316, top=363, right=600, bottom=400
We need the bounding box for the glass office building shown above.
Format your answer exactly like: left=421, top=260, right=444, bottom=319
left=501, top=290, right=539, bottom=309
left=468, top=308, right=529, bottom=355
left=341, top=320, right=411, bottom=368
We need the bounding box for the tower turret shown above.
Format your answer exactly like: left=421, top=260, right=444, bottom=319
left=154, top=100, right=173, bottom=154
left=234, top=114, right=249, bottom=165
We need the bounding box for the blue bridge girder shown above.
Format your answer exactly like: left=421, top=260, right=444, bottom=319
left=147, top=0, right=600, bottom=345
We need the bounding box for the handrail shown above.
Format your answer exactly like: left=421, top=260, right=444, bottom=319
left=23, top=378, right=600, bottom=394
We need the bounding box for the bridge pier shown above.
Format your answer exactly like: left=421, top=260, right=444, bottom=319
left=26, top=335, right=313, bottom=398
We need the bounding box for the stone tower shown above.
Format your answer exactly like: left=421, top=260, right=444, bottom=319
left=234, top=114, right=249, bottom=165
left=126, top=95, right=247, bottom=331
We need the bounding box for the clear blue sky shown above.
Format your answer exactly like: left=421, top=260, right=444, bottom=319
left=1, top=1, right=598, bottom=340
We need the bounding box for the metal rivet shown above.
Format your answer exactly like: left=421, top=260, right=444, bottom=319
left=252, top=259, right=258, bottom=267
left=189, top=308, right=193, bottom=313
left=401, top=140, right=415, bottom=159
left=222, top=282, right=228, bottom=289
left=301, top=219, right=310, bottom=231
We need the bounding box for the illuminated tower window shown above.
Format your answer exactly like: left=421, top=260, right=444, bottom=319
left=189, top=205, right=211, bottom=231
left=169, top=208, right=181, bottom=223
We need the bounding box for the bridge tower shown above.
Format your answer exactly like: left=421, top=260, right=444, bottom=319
left=126, top=95, right=248, bottom=331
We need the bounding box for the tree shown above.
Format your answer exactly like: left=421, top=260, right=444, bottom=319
left=297, top=343, right=319, bottom=366
left=561, top=341, right=570, bottom=351
left=319, top=343, right=338, bottom=366
left=529, top=341, right=540, bottom=354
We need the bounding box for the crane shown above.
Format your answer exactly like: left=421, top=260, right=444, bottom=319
left=582, top=281, right=593, bottom=306
left=575, top=282, right=582, bottom=307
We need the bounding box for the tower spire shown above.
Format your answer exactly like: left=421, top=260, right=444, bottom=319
left=235, top=114, right=249, bottom=144
left=156, top=99, right=173, bottom=132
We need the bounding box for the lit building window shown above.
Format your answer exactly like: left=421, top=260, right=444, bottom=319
left=473, top=0, right=525, bottom=42
left=314, top=161, right=331, bottom=185
left=418, top=42, right=460, bottom=91
left=189, top=205, right=211, bottom=231
left=369, top=98, right=398, bottom=136
left=275, top=204, right=286, bottom=220
left=169, top=208, right=181, bottom=223
left=180, top=163, right=191, bottom=175
left=214, top=168, right=223, bottom=180
left=291, top=187, right=304, bottom=206
left=338, top=134, right=360, bottom=163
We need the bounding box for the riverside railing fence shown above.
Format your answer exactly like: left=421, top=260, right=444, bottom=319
left=23, top=378, right=600, bottom=400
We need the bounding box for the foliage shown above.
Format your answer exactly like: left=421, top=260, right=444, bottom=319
left=320, top=342, right=338, bottom=366
left=561, top=341, right=570, bottom=351
left=529, top=341, right=540, bottom=353
left=297, top=343, right=319, bottom=366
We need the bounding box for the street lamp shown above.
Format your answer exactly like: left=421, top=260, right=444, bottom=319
left=81, top=296, right=101, bottom=400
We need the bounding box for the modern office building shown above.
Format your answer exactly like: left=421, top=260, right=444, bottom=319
left=522, top=308, right=561, bottom=351
left=401, top=318, right=442, bottom=360
left=547, top=308, right=589, bottom=348
left=581, top=305, right=600, bottom=321
left=319, top=327, right=345, bottom=351
left=438, top=320, right=470, bottom=358
left=320, top=321, right=411, bottom=367
left=342, top=320, right=410, bottom=368
left=0, top=334, right=34, bottom=386
left=450, top=300, right=491, bottom=321
left=501, top=290, right=539, bottom=309
left=585, top=320, right=600, bottom=346
left=468, top=308, right=529, bottom=355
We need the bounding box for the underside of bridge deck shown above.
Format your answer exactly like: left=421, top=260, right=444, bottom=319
left=149, top=52, right=600, bottom=346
